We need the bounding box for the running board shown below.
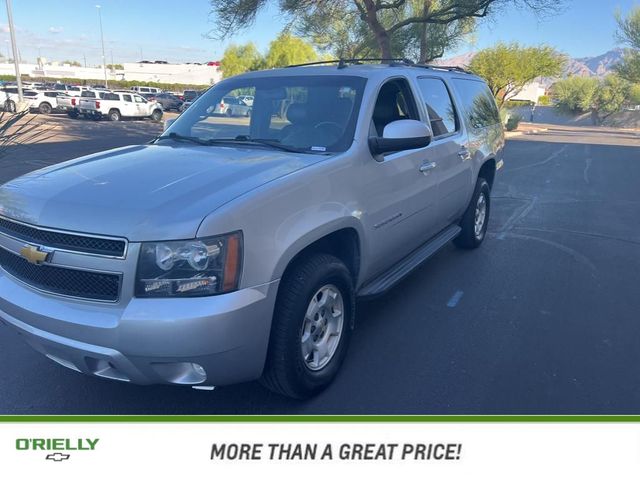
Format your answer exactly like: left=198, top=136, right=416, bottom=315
left=357, top=225, right=461, bottom=298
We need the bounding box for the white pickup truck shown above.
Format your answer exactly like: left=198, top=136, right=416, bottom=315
left=78, top=91, right=163, bottom=121
left=58, top=90, right=113, bottom=118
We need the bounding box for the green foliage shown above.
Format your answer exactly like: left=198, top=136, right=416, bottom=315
left=505, top=114, right=522, bottom=131
left=265, top=32, right=317, bottom=68
left=106, top=64, right=124, bottom=70
left=220, top=43, right=264, bottom=78
left=552, top=76, right=599, bottom=113
left=63, top=60, right=82, bottom=67
left=629, top=83, right=640, bottom=104
left=537, top=95, right=551, bottom=106
left=469, top=43, right=565, bottom=108
left=552, top=74, right=631, bottom=124
left=615, top=7, right=640, bottom=83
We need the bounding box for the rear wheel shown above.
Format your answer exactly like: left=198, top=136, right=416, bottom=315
left=67, top=110, right=79, bottom=119
left=151, top=109, right=163, bottom=121
left=5, top=100, right=16, bottom=113
left=108, top=109, right=121, bottom=122
left=454, top=177, right=491, bottom=249
left=38, top=102, right=52, bottom=115
left=261, top=253, right=354, bottom=399
left=226, top=108, right=233, bottom=117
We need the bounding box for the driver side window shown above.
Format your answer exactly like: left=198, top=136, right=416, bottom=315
left=371, top=78, right=420, bottom=137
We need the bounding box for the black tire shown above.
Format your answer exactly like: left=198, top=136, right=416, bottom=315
left=5, top=100, right=15, bottom=113
left=454, top=177, right=491, bottom=249
left=67, top=110, right=79, bottom=119
left=225, top=108, right=233, bottom=117
left=108, top=109, right=121, bottom=122
left=151, top=109, right=163, bottom=121
left=38, top=102, right=52, bottom=115
left=91, top=112, right=102, bottom=121
left=245, top=109, right=252, bottom=117
left=260, top=253, right=355, bottom=399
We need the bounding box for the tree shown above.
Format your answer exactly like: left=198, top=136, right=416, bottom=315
left=220, top=42, right=264, bottom=78
left=615, top=7, right=640, bottom=83
left=264, top=32, right=317, bottom=68
left=469, top=43, right=565, bottom=107
left=552, top=75, right=631, bottom=125
left=208, top=0, right=563, bottom=61
left=63, top=60, right=82, bottom=67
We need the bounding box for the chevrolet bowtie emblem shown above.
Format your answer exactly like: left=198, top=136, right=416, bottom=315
left=20, top=245, right=53, bottom=265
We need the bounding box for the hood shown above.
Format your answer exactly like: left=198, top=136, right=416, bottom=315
left=0, top=144, right=322, bottom=240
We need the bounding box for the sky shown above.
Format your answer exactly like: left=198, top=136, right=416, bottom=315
left=0, top=0, right=637, bottom=66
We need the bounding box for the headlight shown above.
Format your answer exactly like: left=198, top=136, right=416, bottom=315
left=135, top=232, right=242, bottom=297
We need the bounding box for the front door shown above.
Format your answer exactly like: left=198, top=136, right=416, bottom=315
left=362, top=77, right=441, bottom=277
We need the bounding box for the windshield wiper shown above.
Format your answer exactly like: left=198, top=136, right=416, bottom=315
left=154, top=132, right=211, bottom=146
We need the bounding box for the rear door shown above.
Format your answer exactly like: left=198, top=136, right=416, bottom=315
left=416, top=76, right=472, bottom=227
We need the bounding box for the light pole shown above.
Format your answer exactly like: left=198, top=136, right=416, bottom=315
left=96, top=4, right=108, bottom=88
left=5, top=0, right=23, bottom=102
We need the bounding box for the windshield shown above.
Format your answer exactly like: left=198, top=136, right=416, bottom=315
left=164, top=75, right=367, bottom=153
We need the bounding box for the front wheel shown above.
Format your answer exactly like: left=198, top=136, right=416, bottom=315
left=454, top=177, right=491, bottom=249
left=260, top=253, right=354, bottom=399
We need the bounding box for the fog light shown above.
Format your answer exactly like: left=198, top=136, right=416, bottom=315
left=150, top=362, right=207, bottom=385
left=192, top=363, right=206, bottom=377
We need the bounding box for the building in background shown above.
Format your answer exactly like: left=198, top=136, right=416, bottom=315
left=0, top=60, right=222, bottom=86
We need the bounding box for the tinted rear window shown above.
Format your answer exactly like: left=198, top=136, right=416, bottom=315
left=451, top=79, right=500, bottom=129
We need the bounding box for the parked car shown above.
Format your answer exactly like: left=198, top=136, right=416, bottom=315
left=131, top=86, right=162, bottom=95
left=212, top=96, right=252, bottom=116
left=0, top=62, right=504, bottom=398
left=182, top=89, right=200, bottom=102
left=78, top=91, right=163, bottom=121
left=28, top=91, right=63, bottom=114
left=237, top=95, right=254, bottom=106
left=51, top=84, right=84, bottom=95
left=151, top=92, right=183, bottom=111
left=0, top=87, right=39, bottom=112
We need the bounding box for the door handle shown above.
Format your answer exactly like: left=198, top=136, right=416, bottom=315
left=419, top=162, right=437, bottom=173
left=458, top=147, right=471, bottom=160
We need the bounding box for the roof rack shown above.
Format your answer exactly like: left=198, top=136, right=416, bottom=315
left=286, top=58, right=472, bottom=74
left=414, top=64, right=472, bottom=74
left=287, top=58, right=415, bottom=69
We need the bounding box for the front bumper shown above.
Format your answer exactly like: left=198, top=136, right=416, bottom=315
left=0, top=272, right=279, bottom=386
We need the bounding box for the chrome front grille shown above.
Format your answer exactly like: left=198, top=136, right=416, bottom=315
left=0, top=216, right=126, bottom=257
left=0, top=247, right=121, bottom=302
left=0, top=216, right=126, bottom=302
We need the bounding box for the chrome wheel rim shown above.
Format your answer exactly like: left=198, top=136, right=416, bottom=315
left=301, top=284, right=344, bottom=371
left=474, top=193, right=487, bottom=239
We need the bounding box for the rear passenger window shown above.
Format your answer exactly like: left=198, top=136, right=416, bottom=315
left=417, top=78, right=458, bottom=137
left=451, top=79, right=500, bottom=129
left=122, top=94, right=132, bottom=102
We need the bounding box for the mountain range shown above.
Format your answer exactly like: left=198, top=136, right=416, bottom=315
left=437, top=49, right=625, bottom=78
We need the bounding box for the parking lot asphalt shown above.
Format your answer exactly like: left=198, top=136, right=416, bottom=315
left=0, top=116, right=639, bottom=414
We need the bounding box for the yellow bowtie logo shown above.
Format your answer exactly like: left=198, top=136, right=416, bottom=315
left=20, top=245, right=52, bottom=265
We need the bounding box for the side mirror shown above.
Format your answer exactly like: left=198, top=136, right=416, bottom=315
left=369, top=119, right=432, bottom=156
left=163, top=118, right=176, bottom=131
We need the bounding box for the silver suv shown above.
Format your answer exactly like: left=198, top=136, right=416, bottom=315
left=0, top=62, right=504, bottom=398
